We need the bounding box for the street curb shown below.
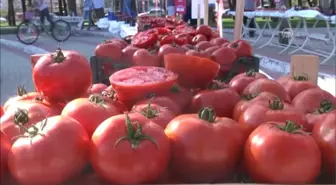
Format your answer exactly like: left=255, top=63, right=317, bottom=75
left=1, top=38, right=334, bottom=95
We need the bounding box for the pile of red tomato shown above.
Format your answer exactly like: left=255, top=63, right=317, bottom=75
left=1, top=24, right=336, bottom=185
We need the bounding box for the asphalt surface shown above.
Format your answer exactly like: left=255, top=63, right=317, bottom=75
left=0, top=31, right=335, bottom=105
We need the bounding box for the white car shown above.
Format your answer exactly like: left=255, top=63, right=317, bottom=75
left=0, top=17, right=7, bottom=23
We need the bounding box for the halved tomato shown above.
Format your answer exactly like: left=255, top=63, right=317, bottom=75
left=164, top=54, right=220, bottom=89
left=109, top=66, right=178, bottom=101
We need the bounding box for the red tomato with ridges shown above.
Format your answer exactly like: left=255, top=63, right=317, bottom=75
left=292, top=88, right=336, bottom=114
left=131, top=29, right=158, bottom=49
left=210, top=38, right=229, bottom=46
left=229, top=70, right=268, bottom=95
left=3, top=86, right=41, bottom=111
left=87, top=83, right=108, bottom=95
left=244, top=121, right=321, bottom=183
left=196, top=25, right=213, bottom=38
left=8, top=115, right=90, bottom=185
left=61, top=94, right=122, bottom=136
left=211, top=47, right=237, bottom=73
left=277, top=75, right=318, bottom=100
left=227, top=40, right=252, bottom=57
left=109, top=66, right=178, bottom=101
left=312, top=113, right=336, bottom=179
left=90, top=114, right=171, bottom=184
left=1, top=103, right=55, bottom=143
left=165, top=108, right=245, bottom=183
left=131, top=103, right=176, bottom=129
left=242, top=78, right=291, bottom=102
left=158, top=44, right=186, bottom=59
left=135, top=96, right=181, bottom=115
left=232, top=92, right=278, bottom=121
left=238, top=98, right=308, bottom=135
left=33, top=48, right=92, bottom=103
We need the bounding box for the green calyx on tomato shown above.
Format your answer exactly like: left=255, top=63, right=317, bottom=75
left=197, top=107, right=216, bottom=123
left=114, top=114, right=159, bottom=149
left=269, top=98, right=284, bottom=110
left=88, top=94, right=105, bottom=106
left=314, top=99, right=335, bottom=114
left=102, top=90, right=116, bottom=100
left=13, top=108, right=30, bottom=126
left=139, top=101, right=159, bottom=119
left=13, top=115, right=47, bottom=142
left=276, top=120, right=303, bottom=134
left=170, top=85, right=180, bottom=93
left=207, top=81, right=224, bottom=90
left=17, top=85, right=27, bottom=96
left=52, top=47, right=66, bottom=63
left=245, top=69, right=256, bottom=77
left=241, top=93, right=258, bottom=101
left=293, top=74, right=309, bottom=81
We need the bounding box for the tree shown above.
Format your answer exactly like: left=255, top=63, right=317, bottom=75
left=67, top=0, right=76, bottom=15
left=7, top=0, right=15, bottom=26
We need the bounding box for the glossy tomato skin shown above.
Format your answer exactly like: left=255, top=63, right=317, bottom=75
left=166, top=85, right=193, bottom=112
left=134, top=96, right=181, bottom=115
left=131, top=103, right=176, bottom=128
left=244, top=122, right=321, bottom=183
left=175, top=33, right=192, bottom=45
left=192, top=34, right=207, bottom=45
left=195, top=25, right=213, bottom=38
left=242, top=78, right=291, bottom=102
left=90, top=114, right=171, bottom=184
left=33, top=49, right=92, bottom=103
left=292, top=88, right=336, bottom=114
left=3, top=91, right=42, bottom=111
left=232, top=92, right=277, bottom=121
left=190, top=87, right=240, bottom=118
left=159, top=35, right=174, bottom=46
left=164, top=54, right=220, bottom=89
left=185, top=49, right=210, bottom=58
left=229, top=71, right=268, bottom=95
left=131, top=29, right=158, bottom=48
left=312, top=113, right=336, bottom=178
left=305, top=110, right=336, bottom=132
left=165, top=113, right=245, bottom=183
left=61, top=96, right=122, bottom=136
left=1, top=103, right=55, bottom=143
left=239, top=100, right=308, bottom=135
left=204, top=46, right=220, bottom=55
left=195, top=41, right=212, bottom=50
left=158, top=44, right=186, bottom=59
left=121, top=45, right=139, bottom=64
left=211, top=47, right=237, bottom=74
left=132, top=49, right=161, bottom=67
left=227, top=40, right=252, bottom=58
left=209, top=38, right=229, bottom=46
left=0, top=131, right=11, bottom=176
left=277, top=76, right=318, bottom=100
left=87, top=83, right=108, bottom=95
left=110, top=66, right=178, bottom=101
left=94, top=41, right=123, bottom=61
left=8, top=115, right=90, bottom=185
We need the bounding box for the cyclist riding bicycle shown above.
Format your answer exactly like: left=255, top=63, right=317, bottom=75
left=33, top=0, right=53, bottom=31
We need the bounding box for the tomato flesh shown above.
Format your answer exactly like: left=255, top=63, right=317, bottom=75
left=110, top=66, right=178, bottom=101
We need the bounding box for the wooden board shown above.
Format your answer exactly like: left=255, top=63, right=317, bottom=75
left=290, top=55, right=320, bottom=85
left=233, top=0, right=245, bottom=41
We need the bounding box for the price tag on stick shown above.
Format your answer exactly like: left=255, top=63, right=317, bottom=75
left=290, top=55, right=319, bottom=85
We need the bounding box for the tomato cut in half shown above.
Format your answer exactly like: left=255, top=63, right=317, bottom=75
left=131, top=29, right=158, bottom=49
left=109, top=66, right=178, bottom=101
left=164, top=54, right=220, bottom=89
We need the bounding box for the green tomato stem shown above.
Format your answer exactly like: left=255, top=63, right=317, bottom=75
left=269, top=98, right=284, bottom=110
left=198, top=107, right=216, bottom=123
left=277, top=120, right=303, bottom=133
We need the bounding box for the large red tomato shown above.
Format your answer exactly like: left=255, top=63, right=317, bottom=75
left=134, top=96, right=181, bottom=115
left=191, top=34, right=207, bottom=45
left=132, top=49, right=161, bottom=67
left=33, top=48, right=92, bottom=103
left=3, top=86, right=41, bottom=111
left=292, top=88, right=336, bottom=114
left=131, top=102, right=176, bottom=129
left=90, top=113, right=171, bottom=184
left=94, top=40, right=123, bottom=61
left=87, top=83, right=108, bottom=95
left=1, top=102, right=55, bottom=143
left=227, top=40, right=252, bottom=57
left=211, top=47, right=237, bottom=73
left=61, top=95, right=122, bottom=136
left=8, top=115, right=90, bottom=185
left=229, top=70, right=268, bottom=95
left=306, top=107, right=335, bottom=132
left=244, top=121, right=321, bottom=183
left=195, top=41, right=212, bottom=50
left=190, top=83, right=240, bottom=117
left=242, top=78, right=291, bottom=102
left=277, top=75, right=318, bottom=100
left=239, top=98, right=308, bottom=135
left=164, top=54, right=220, bottom=89
left=312, top=113, right=336, bottom=179
left=232, top=92, right=277, bottom=121
left=109, top=66, right=178, bottom=101
left=121, top=45, right=139, bottom=64
left=204, top=46, right=221, bottom=55
left=209, top=37, right=229, bottom=46
left=166, top=85, right=193, bottom=112
left=195, top=25, right=213, bottom=38
left=0, top=131, right=11, bottom=176
left=165, top=108, right=245, bottom=183
left=158, top=44, right=186, bottom=59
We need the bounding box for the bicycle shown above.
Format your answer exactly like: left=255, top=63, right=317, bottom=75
left=16, top=10, right=72, bottom=45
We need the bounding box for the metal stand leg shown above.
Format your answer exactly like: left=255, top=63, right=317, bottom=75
left=258, top=18, right=283, bottom=49
left=279, top=18, right=301, bottom=54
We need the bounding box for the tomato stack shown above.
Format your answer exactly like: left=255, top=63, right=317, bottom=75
left=1, top=26, right=336, bottom=185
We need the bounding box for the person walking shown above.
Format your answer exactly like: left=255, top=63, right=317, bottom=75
left=243, top=0, right=258, bottom=38
left=78, top=0, right=94, bottom=30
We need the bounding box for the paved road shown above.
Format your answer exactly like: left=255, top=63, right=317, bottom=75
left=0, top=31, right=335, bottom=104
